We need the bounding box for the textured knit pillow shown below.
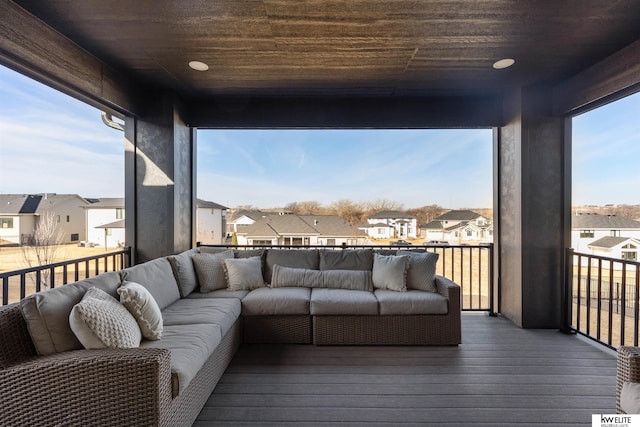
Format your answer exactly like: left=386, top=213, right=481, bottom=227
left=117, top=281, right=163, bottom=340
left=372, top=253, right=409, bottom=292
left=224, top=256, right=265, bottom=291
left=398, top=250, right=439, bottom=292
left=69, top=287, right=141, bottom=349
left=192, top=250, right=234, bottom=292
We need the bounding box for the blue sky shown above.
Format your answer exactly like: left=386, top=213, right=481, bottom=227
left=0, top=63, right=638, bottom=209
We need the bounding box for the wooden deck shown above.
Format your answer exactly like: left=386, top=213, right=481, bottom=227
left=194, top=314, right=617, bottom=426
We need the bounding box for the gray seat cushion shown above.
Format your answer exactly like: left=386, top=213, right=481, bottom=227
left=120, top=257, right=180, bottom=310
left=374, top=290, right=448, bottom=315
left=311, top=289, right=378, bottom=315
left=140, top=323, right=222, bottom=397
left=20, top=271, right=121, bottom=355
left=241, top=287, right=311, bottom=315
left=161, top=298, right=240, bottom=336
left=186, top=290, right=250, bottom=299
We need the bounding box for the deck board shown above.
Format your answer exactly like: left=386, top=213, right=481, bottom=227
left=193, top=314, right=617, bottom=426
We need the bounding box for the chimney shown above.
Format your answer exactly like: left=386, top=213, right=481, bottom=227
left=314, top=219, right=319, bottom=225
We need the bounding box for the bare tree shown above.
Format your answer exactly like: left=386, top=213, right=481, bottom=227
left=328, top=199, right=366, bottom=224
left=284, top=200, right=324, bottom=215
left=407, top=204, right=446, bottom=226
left=21, top=211, right=66, bottom=289
left=364, top=198, right=404, bottom=213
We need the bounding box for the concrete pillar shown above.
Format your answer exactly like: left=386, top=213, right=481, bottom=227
left=497, top=85, right=571, bottom=328
left=124, top=93, right=196, bottom=263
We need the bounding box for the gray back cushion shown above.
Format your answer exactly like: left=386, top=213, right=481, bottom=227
left=319, top=249, right=373, bottom=271
left=399, top=250, right=439, bottom=292
left=167, top=248, right=200, bottom=297
left=264, top=249, right=319, bottom=283
left=120, top=257, right=180, bottom=310
left=20, top=272, right=121, bottom=355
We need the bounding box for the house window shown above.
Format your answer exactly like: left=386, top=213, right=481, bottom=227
left=116, top=208, right=124, bottom=219
left=580, top=230, right=594, bottom=238
left=66, top=215, right=70, bottom=222
left=0, top=217, right=13, bottom=228
left=622, top=251, right=637, bottom=261
left=611, top=230, right=621, bottom=237
left=378, top=228, right=384, bottom=234
left=327, top=239, right=336, bottom=246
left=70, top=233, right=79, bottom=241
left=466, top=230, right=473, bottom=237
left=252, top=240, right=271, bottom=245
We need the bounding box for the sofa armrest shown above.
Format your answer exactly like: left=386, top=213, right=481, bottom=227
left=435, top=275, right=461, bottom=313
left=617, top=346, right=640, bottom=413
left=0, top=347, right=172, bottom=426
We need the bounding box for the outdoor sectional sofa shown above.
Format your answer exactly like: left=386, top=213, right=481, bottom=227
left=0, top=247, right=460, bottom=427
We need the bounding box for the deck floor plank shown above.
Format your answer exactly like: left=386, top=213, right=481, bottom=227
left=193, top=314, right=617, bottom=426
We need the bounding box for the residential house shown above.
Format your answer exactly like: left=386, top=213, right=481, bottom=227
left=0, top=194, right=89, bottom=245
left=571, top=212, right=640, bottom=253
left=360, top=211, right=417, bottom=239
left=196, top=199, right=228, bottom=245
left=587, top=236, right=640, bottom=262
left=236, top=213, right=366, bottom=246
left=421, top=210, right=493, bottom=244
left=84, top=198, right=125, bottom=248
left=227, top=210, right=272, bottom=236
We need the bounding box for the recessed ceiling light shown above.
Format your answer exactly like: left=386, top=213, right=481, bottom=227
left=188, top=61, right=209, bottom=71
left=493, top=58, right=515, bottom=69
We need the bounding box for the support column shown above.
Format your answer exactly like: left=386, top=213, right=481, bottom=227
left=497, top=85, right=570, bottom=328
left=124, top=92, right=196, bottom=263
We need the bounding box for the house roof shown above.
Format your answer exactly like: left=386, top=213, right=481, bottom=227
left=197, top=199, right=228, bottom=210
left=573, top=213, right=640, bottom=230
left=368, top=211, right=416, bottom=220
left=0, top=194, right=42, bottom=214
left=421, top=220, right=444, bottom=230
left=85, top=197, right=125, bottom=208
left=0, top=194, right=90, bottom=214
left=587, top=236, right=640, bottom=250
left=300, top=215, right=365, bottom=237
left=238, top=214, right=362, bottom=238
left=95, top=219, right=125, bottom=229
left=34, top=194, right=90, bottom=213
left=434, top=210, right=483, bottom=222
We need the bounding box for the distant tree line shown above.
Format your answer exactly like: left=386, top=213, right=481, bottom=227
left=237, top=198, right=493, bottom=226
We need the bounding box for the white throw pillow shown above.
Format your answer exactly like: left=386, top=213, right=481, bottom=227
left=224, top=256, right=265, bottom=291
left=621, top=382, right=640, bottom=414
left=118, top=281, right=163, bottom=340
left=372, top=253, right=409, bottom=292
left=69, top=287, right=141, bottom=349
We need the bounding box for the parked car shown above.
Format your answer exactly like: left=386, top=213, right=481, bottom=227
left=391, top=239, right=412, bottom=246
left=423, top=240, right=449, bottom=246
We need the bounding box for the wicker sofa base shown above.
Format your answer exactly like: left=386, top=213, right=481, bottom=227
left=243, top=315, right=312, bottom=343
left=313, top=314, right=461, bottom=345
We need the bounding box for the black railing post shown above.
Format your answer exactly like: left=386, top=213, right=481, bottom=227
left=561, top=248, right=574, bottom=334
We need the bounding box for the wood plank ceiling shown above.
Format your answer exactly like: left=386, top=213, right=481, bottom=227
left=12, top=0, right=640, bottom=99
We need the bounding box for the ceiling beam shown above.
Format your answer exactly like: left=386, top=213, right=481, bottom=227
left=187, top=95, right=504, bottom=129
left=0, top=0, right=142, bottom=118
left=553, top=39, right=640, bottom=116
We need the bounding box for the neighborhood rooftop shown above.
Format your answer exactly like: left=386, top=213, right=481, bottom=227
left=572, top=212, right=640, bottom=229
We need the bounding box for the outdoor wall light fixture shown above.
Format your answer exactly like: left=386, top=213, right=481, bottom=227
left=492, top=58, right=515, bottom=69
left=188, top=60, right=209, bottom=71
